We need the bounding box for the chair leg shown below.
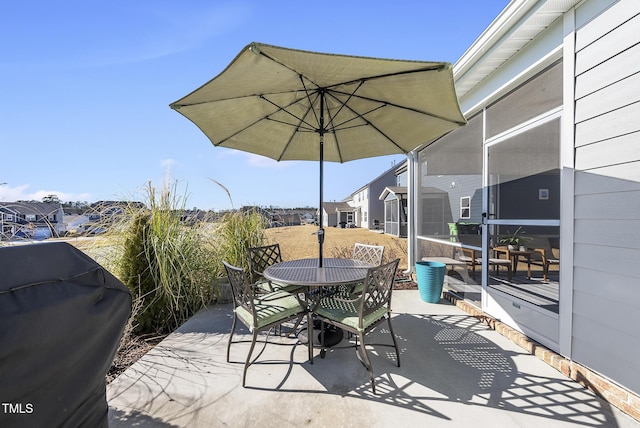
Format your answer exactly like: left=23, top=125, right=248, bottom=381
left=287, top=314, right=303, bottom=338
left=307, top=312, right=314, bottom=364
left=227, top=314, right=237, bottom=362
left=243, top=331, right=259, bottom=387
left=358, top=331, right=376, bottom=394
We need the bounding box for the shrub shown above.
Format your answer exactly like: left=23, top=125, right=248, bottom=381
left=211, top=208, right=268, bottom=274
left=81, top=181, right=268, bottom=336
left=114, top=182, right=218, bottom=335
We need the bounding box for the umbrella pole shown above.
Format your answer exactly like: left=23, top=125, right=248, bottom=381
left=318, top=134, right=324, bottom=267
left=317, top=92, right=325, bottom=268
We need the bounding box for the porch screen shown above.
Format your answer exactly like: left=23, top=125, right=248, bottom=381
left=417, top=112, right=483, bottom=237
left=486, top=61, right=562, bottom=138
left=421, top=112, right=482, bottom=176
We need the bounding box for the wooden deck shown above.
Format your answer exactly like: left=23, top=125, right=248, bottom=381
left=443, top=268, right=559, bottom=314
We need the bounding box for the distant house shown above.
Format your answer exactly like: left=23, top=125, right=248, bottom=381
left=64, top=214, right=91, bottom=235
left=379, top=186, right=408, bottom=237
left=0, top=201, right=65, bottom=239
left=64, top=200, right=147, bottom=235
left=90, top=200, right=146, bottom=217
left=336, top=162, right=403, bottom=230
left=379, top=161, right=409, bottom=237
left=268, top=210, right=302, bottom=227
left=236, top=206, right=303, bottom=227
left=320, top=201, right=353, bottom=228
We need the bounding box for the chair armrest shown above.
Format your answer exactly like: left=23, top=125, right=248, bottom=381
left=532, top=248, right=547, bottom=262
left=329, top=294, right=361, bottom=304
left=461, top=248, right=476, bottom=258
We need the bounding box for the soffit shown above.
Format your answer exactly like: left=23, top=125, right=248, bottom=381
left=454, top=0, right=581, bottom=98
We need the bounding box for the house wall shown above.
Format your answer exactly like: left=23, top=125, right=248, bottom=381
left=350, top=188, right=368, bottom=228
left=368, top=170, right=395, bottom=230
left=408, top=0, right=640, bottom=409
left=397, top=169, right=408, bottom=187
left=324, top=211, right=337, bottom=227
left=571, top=0, right=640, bottom=395
left=418, top=173, right=483, bottom=230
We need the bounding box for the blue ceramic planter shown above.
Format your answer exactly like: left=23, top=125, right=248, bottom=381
left=415, top=261, right=446, bottom=303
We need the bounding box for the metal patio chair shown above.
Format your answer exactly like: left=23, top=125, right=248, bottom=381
left=223, top=260, right=306, bottom=387
left=342, top=243, right=386, bottom=296
left=312, top=258, right=401, bottom=394
left=247, top=243, right=300, bottom=293
left=353, top=243, right=385, bottom=266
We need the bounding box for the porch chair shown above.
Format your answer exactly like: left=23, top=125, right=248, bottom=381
left=455, top=247, right=512, bottom=281
left=353, top=243, right=385, bottom=266
left=247, top=244, right=300, bottom=293
left=455, top=247, right=477, bottom=279
left=223, top=260, right=306, bottom=387
left=532, top=239, right=560, bottom=281
left=343, top=243, right=386, bottom=296
left=312, top=258, right=401, bottom=394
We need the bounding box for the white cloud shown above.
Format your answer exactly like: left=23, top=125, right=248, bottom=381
left=246, top=153, right=292, bottom=169
left=161, top=158, right=176, bottom=169
left=214, top=149, right=292, bottom=168
left=0, top=184, right=91, bottom=203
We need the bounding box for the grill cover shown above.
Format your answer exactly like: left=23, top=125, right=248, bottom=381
left=0, top=242, right=131, bottom=427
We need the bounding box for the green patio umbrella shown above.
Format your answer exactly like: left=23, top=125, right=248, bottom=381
left=170, top=42, right=466, bottom=266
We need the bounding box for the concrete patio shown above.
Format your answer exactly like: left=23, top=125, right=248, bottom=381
left=107, top=290, right=639, bottom=427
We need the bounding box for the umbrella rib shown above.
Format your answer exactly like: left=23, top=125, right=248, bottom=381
left=259, top=92, right=320, bottom=161
left=325, top=91, right=410, bottom=153
left=329, top=89, right=466, bottom=125
left=324, top=92, right=388, bottom=130
left=321, top=95, right=344, bottom=162
left=300, top=76, right=321, bottom=132
left=216, top=94, right=315, bottom=146
left=323, top=80, right=364, bottom=133
left=321, top=64, right=449, bottom=90
left=255, top=45, right=447, bottom=95
left=259, top=93, right=319, bottom=131
left=273, top=104, right=318, bottom=161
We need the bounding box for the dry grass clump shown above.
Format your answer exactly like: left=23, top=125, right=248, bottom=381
left=264, top=224, right=408, bottom=270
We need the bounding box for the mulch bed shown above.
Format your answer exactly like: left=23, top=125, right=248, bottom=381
left=394, top=270, right=418, bottom=290
left=106, top=335, right=166, bottom=384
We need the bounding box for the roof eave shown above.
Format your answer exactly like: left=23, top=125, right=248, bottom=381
left=453, top=0, right=581, bottom=99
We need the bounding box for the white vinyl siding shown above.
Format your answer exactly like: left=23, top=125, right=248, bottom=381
left=572, top=0, right=640, bottom=394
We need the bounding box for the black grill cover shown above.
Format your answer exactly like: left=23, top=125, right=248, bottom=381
left=0, top=242, right=131, bottom=428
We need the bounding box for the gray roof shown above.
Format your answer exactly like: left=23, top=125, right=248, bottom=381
left=379, top=186, right=408, bottom=200
left=0, top=201, right=62, bottom=216
left=322, top=202, right=353, bottom=213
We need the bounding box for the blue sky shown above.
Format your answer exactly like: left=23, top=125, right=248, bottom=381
left=1, top=1, right=509, bottom=211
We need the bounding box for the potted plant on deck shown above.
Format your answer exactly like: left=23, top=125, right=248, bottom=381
left=498, top=226, right=532, bottom=251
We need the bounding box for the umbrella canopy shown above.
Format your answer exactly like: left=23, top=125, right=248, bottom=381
left=170, top=42, right=467, bottom=265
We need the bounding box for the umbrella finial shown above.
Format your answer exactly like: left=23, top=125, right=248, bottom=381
left=249, top=43, right=261, bottom=55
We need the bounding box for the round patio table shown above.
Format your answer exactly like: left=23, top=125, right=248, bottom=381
left=264, top=258, right=372, bottom=355
left=263, top=257, right=372, bottom=287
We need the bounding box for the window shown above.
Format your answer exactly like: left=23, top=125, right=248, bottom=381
left=460, top=197, right=471, bottom=219
left=4, top=214, right=13, bottom=221
left=26, top=214, right=36, bottom=221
